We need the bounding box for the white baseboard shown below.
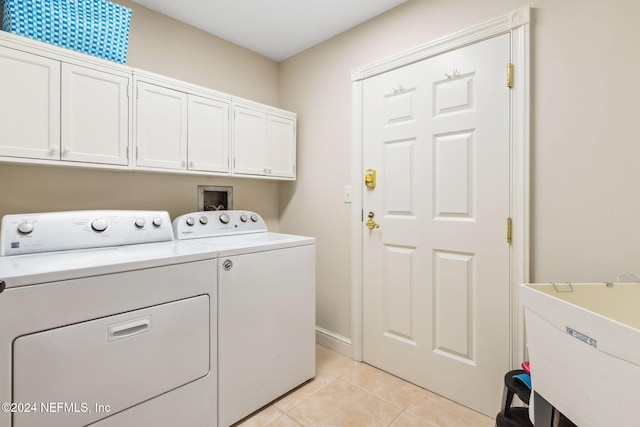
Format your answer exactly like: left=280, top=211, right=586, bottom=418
left=315, top=326, right=353, bottom=358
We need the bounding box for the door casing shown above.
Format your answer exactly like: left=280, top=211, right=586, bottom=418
left=350, top=6, right=530, bottom=367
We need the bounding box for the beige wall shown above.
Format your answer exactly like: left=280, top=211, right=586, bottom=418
left=279, top=0, right=640, bottom=341
left=117, top=0, right=280, bottom=104
left=0, top=1, right=282, bottom=229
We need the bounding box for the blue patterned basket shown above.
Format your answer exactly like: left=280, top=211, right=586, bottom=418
left=1, top=0, right=132, bottom=64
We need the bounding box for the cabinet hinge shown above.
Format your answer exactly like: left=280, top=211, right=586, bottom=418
left=506, top=217, right=512, bottom=244
left=126, top=146, right=129, bottom=159
left=506, top=63, right=514, bottom=88
left=136, top=147, right=139, bottom=159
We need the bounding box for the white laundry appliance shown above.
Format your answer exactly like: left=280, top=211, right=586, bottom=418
left=0, top=210, right=218, bottom=427
left=173, top=210, right=315, bottom=427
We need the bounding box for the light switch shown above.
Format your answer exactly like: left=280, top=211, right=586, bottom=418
left=343, top=186, right=353, bottom=203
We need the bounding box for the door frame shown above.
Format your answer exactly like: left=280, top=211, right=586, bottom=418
left=350, top=7, right=530, bottom=367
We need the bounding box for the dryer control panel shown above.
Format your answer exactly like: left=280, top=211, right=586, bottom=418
left=0, top=210, right=173, bottom=256
left=173, top=211, right=267, bottom=240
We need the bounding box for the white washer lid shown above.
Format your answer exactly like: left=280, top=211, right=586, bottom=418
left=187, top=232, right=315, bottom=257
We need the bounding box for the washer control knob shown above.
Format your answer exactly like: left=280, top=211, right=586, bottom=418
left=250, top=214, right=259, bottom=222
left=240, top=214, right=248, bottom=223
left=91, top=218, right=109, bottom=232
left=219, top=213, right=230, bottom=224
left=152, top=217, right=163, bottom=227
left=17, top=222, right=34, bottom=234
left=185, top=217, right=195, bottom=226
left=199, top=216, right=209, bottom=225
left=134, top=218, right=146, bottom=228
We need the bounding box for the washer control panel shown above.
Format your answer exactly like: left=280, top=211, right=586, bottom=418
left=173, top=211, right=267, bottom=240
left=0, top=210, right=173, bottom=256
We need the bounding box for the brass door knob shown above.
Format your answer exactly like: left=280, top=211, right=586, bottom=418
left=366, top=211, right=380, bottom=230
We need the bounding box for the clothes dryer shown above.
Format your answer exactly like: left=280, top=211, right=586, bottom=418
left=0, top=210, right=217, bottom=427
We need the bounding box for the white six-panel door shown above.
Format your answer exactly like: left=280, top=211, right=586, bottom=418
left=362, top=34, right=511, bottom=416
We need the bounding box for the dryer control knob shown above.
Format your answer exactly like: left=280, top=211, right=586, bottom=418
left=250, top=214, right=259, bottom=222
left=152, top=217, right=163, bottom=227
left=240, top=214, right=248, bottom=222
left=134, top=218, right=146, bottom=228
left=91, top=218, right=109, bottom=232
left=185, top=217, right=195, bottom=226
left=199, top=216, right=209, bottom=225
left=17, top=222, right=34, bottom=234
left=220, top=213, right=230, bottom=224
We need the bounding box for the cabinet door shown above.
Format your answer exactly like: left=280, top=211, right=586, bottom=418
left=267, top=115, right=296, bottom=178
left=61, top=64, right=130, bottom=165
left=188, top=95, right=230, bottom=173
left=232, top=105, right=266, bottom=176
left=0, top=46, right=60, bottom=160
left=135, top=81, right=187, bottom=170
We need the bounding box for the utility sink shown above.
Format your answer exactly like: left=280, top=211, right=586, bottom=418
left=521, top=283, right=640, bottom=427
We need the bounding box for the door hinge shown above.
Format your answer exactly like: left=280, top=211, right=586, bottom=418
left=506, top=63, right=514, bottom=88
left=506, top=217, right=513, bottom=244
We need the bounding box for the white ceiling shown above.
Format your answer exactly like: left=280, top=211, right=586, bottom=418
left=129, top=0, right=408, bottom=62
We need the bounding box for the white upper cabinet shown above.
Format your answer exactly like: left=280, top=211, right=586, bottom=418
left=232, top=103, right=296, bottom=179
left=0, top=38, right=131, bottom=167
left=61, top=63, right=130, bottom=165
left=135, top=81, right=188, bottom=170
left=233, top=105, right=267, bottom=176
left=134, top=78, right=231, bottom=173
left=187, top=95, right=230, bottom=173
left=0, top=45, right=60, bottom=160
left=267, top=114, right=296, bottom=178
left=0, top=32, right=296, bottom=179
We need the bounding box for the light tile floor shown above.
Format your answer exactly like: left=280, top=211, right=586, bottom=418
left=235, top=345, right=495, bottom=427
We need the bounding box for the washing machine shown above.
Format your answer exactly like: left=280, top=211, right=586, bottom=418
left=0, top=210, right=218, bottom=427
left=173, top=210, right=315, bottom=427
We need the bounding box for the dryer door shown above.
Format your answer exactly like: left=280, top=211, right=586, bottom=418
left=12, top=295, right=210, bottom=427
